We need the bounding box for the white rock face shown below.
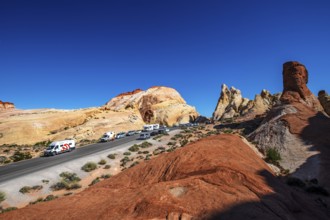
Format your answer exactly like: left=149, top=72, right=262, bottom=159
left=212, top=84, right=280, bottom=121
left=104, top=86, right=199, bottom=126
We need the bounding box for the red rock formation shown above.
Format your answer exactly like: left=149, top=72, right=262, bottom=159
left=115, top=89, right=143, bottom=98
left=281, top=61, right=323, bottom=111
left=2, top=134, right=329, bottom=219
left=318, top=90, right=330, bottom=116
left=0, top=100, right=15, bottom=111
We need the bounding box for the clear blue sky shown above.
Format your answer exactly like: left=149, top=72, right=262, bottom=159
left=1, top=0, right=329, bottom=117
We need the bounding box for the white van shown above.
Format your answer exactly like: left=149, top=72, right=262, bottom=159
left=100, top=131, right=116, bottom=142
left=44, top=140, right=75, bottom=156
left=152, top=124, right=160, bottom=130
left=143, top=124, right=154, bottom=131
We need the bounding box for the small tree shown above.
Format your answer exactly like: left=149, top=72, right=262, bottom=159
left=265, top=148, right=281, bottom=165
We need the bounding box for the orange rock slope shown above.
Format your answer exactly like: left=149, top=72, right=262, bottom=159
left=2, top=134, right=328, bottom=219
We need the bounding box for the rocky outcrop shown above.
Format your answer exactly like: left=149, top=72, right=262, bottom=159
left=318, top=90, right=330, bottom=116
left=249, top=61, right=330, bottom=187
left=3, top=134, right=329, bottom=219
left=281, top=61, right=323, bottom=111
left=104, top=86, right=199, bottom=126
left=212, top=84, right=280, bottom=121
left=0, top=100, right=15, bottom=111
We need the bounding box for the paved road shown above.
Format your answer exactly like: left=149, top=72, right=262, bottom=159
left=0, top=134, right=141, bottom=184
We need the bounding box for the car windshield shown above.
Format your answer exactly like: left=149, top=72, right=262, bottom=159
left=46, top=145, right=55, bottom=150
left=102, top=135, right=109, bottom=138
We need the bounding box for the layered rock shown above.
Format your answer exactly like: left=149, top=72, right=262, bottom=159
left=3, top=134, right=329, bottom=219
left=212, top=84, right=280, bottom=121
left=249, top=61, right=330, bottom=187
left=318, top=90, right=330, bottom=116
left=104, top=86, right=199, bottom=126
left=0, top=100, right=15, bottom=111
left=281, top=61, right=323, bottom=111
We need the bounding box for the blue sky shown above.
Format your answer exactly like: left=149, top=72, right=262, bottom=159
left=1, top=0, right=329, bottom=117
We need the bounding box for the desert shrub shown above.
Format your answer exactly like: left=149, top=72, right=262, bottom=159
left=104, top=165, right=111, bottom=169
left=120, top=156, right=130, bottom=166
left=128, top=145, right=139, bottom=152
left=130, top=161, right=139, bottom=168
left=286, top=177, right=306, bottom=188
left=222, top=129, right=233, bottom=134
left=64, top=192, right=73, bottom=196
left=123, top=152, right=131, bottom=156
left=180, top=139, right=188, bottom=147
left=167, top=142, right=175, bottom=146
left=42, top=179, right=50, bottom=184
left=30, top=197, right=44, bottom=205
left=140, top=141, right=152, bottom=148
left=81, top=162, right=97, bottom=172
left=19, top=185, right=43, bottom=194
left=89, top=178, right=100, bottom=186
left=0, top=192, right=5, bottom=202
left=19, top=186, right=31, bottom=194
left=51, top=181, right=68, bottom=191
left=265, top=148, right=281, bottom=164
left=43, top=195, right=58, bottom=202
left=98, top=159, right=107, bottom=165
left=107, top=154, right=116, bottom=159
left=10, top=151, right=32, bottom=162
left=51, top=172, right=81, bottom=191
left=101, top=174, right=111, bottom=179
left=67, top=183, right=81, bottom=190
left=145, top=154, right=151, bottom=160
left=60, top=172, right=81, bottom=183
left=305, top=186, right=329, bottom=196
left=1, top=207, right=17, bottom=213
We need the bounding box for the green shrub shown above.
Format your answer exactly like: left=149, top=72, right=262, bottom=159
left=51, top=181, right=68, bottom=191
left=30, top=197, right=44, bottom=205
left=167, top=142, right=175, bottom=146
left=98, top=159, right=107, bottom=165
left=123, top=152, right=131, bottom=156
left=129, top=161, right=139, bottom=168
left=64, top=192, right=73, bottom=196
left=101, top=174, right=111, bottom=179
left=81, top=162, right=97, bottom=172
left=104, top=165, right=111, bottom=169
left=180, top=139, right=188, bottom=147
left=265, top=148, right=281, bottom=164
left=43, top=195, right=58, bottom=202
left=0, top=191, right=5, bottom=203
left=67, top=183, right=81, bottom=190
left=89, top=178, right=100, bottom=186
left=128, top=145, right=139, bottom=152
left=10, top=151, right=32, bottom=162
left=60, top=172, right=81, bottom=183
left=1, top=207, right=17, bottom=213
left=19, top=185, right=43, bottom=194
left=42, top=179, right=50, bottom=184
left=140, top=141, right=152, bottom=148
left=107, top=154, right=116, bottom=159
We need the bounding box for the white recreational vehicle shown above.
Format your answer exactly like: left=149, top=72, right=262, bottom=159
left=143, top=124, right=159, bottom=131
left=100, top=131, right=116, bottom=142
left=44, top=140, right=75, bottom=156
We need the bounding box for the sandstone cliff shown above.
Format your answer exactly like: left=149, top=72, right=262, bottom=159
left=2, top=134, right=328, bottom=219
left=212, top=84, right=280, bottom=121
left=318, top=90, right=330, bottom=116
left=249, top=61, right=330, bottom=187
left=104, top=86, right=199, bottom=126
left=0, top=100, right=15, bottom=111
left=0, top=87, right=198, bottom=145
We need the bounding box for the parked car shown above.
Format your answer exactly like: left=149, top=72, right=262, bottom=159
left=116, top=132, right=126, bottom=139
left=158, top=129, right=168, bottom=134
left=139, top=133, right=150, bottom=140
left=150, top=131, right=159, bottom=136
left=126, top=130, right=136, bottom=136
left=135, top=130, right=142, bottom=134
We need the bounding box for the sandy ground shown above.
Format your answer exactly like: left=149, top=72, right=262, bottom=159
left=0, top=129, right=182, bottom=209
